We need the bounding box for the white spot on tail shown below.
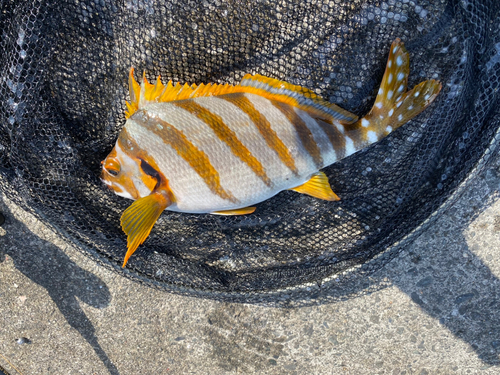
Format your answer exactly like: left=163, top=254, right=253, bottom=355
left=396, top=100, right=403, bottom=108
left=388, top=73, right=393, bottom=84
left=398, top=114, right=403, bottom=121
left=388, top=60, right=392, bottom=68
left=367, top=131, right=378, bottom=143
left=375, top=102, right=383, bottom=109
left=414, top=91, right=420, bottom=97
left=361, top=118, right=370, bottom=127
left=397, top=56, right=403, bottom=66
left=397, top=72, right=405, bottom=81
left=345, top=136, right=356, bottom=155
left=386, top=126, right=393, bottom=133
left=398, top=84, right=404, bottom=92
left=378, top=88, right=384, bottom=95
left=424, top=94, right=430, bottom=100
left=388, top=109, right=394, bottom=117
left=408, top=105, right=413, bottom=110
left=157, top=124, right=163, bottom=130
left=387, top=90, right=393, bottom=100
left=393, top=46, right=398, bottom=54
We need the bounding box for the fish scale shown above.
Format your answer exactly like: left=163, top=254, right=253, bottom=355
left=173, top=99, right=274, bottom=187
left=128, top=95, right=315, bottom=211
left=101, top=38, right=442, bottom=267
left=294, top=107, right=338, bottom=164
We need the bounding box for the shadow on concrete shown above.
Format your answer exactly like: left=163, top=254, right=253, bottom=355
left=1, top=164, right=499, bottom=370
left=0, top=201, right=120, bottom=375
left=388, top=229, right=500, bottom=366
left=380, top=168, right=500, bottom=366
left=285, top=164, right=500, bottom=366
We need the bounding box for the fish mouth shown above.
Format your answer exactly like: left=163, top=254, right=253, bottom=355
left=100, top=176, right=139, bottom=200
left=100, top=177, right=113, bottom=186
left=100, top=177, right=115, bottom=193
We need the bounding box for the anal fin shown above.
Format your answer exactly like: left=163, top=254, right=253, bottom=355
left=289, top=171, right=340, bottom=201
left=120, top=190, right=171, bottom=267
left=211, top=207, right=256, bottom=215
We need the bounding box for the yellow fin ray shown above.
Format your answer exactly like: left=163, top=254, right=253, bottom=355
left=211, top=207, right=257, bottom=215
left=120, top=190, right=171, bottom=267
left=125, top=67, right=141, bottom=118
left=142, top=72, right=165, bottom=102
left=289, top=172, right=340, bottom=201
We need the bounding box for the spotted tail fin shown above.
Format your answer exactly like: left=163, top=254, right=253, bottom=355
left=358, top=38, right=441, bottom=141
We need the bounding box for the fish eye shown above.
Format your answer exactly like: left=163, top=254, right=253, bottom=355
left=103, top=157, right=121, bottom=177
left=106, top=168, right=119, bottom=177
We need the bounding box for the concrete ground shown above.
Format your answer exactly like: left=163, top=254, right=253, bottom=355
left=1, top=151, right=500, bottom=375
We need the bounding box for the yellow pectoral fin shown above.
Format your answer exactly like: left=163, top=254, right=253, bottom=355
left=120, top=190, right=171, bottom=267
left=289, top=172, right=340, bottom=201
left=211, top=207, right=257, bottom=215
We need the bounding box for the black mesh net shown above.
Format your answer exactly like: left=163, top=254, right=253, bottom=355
left=1, top=0, right=499, bottom=305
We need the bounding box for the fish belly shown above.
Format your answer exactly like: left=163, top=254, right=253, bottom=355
left=125, top=93, right=338, bottom=213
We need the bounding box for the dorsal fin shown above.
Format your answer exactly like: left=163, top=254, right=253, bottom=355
left=236, top=74, right=358, bottom=124
left=125, top=67, right=141, bottom=118
left=125, top=69, right=358, bottom=124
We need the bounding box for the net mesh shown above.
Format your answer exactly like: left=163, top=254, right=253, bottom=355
left=1, top=0, right=499, bottom=305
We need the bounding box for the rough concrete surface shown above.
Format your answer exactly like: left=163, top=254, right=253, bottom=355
left=1, top=152, right=500, bottom=375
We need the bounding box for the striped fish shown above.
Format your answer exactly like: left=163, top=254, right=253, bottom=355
left=101, top=38, right=441, bottom=267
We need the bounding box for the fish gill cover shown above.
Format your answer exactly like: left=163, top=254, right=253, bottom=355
left=0, top=0, right=499, bottom=305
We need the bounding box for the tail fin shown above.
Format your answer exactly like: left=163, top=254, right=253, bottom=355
left=358, top=38, right=442, bottom=141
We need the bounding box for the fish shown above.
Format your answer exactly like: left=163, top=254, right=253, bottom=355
left=101, top=38, right=441, bottom=267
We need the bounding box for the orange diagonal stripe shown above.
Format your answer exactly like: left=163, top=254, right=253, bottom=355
left=271, top=100, right=323, bottom=169
left=222, top=93, right=299, bottom=176
left=174, top=100, right=273, bottom=188
left=314, top=117, right=346, bottom=160
left=137, top=115, right=237, bottom=203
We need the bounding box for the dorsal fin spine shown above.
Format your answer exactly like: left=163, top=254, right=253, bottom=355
left=126, top=67, right=141, bottom=118
left=125, top=68, right=358, bottom=124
